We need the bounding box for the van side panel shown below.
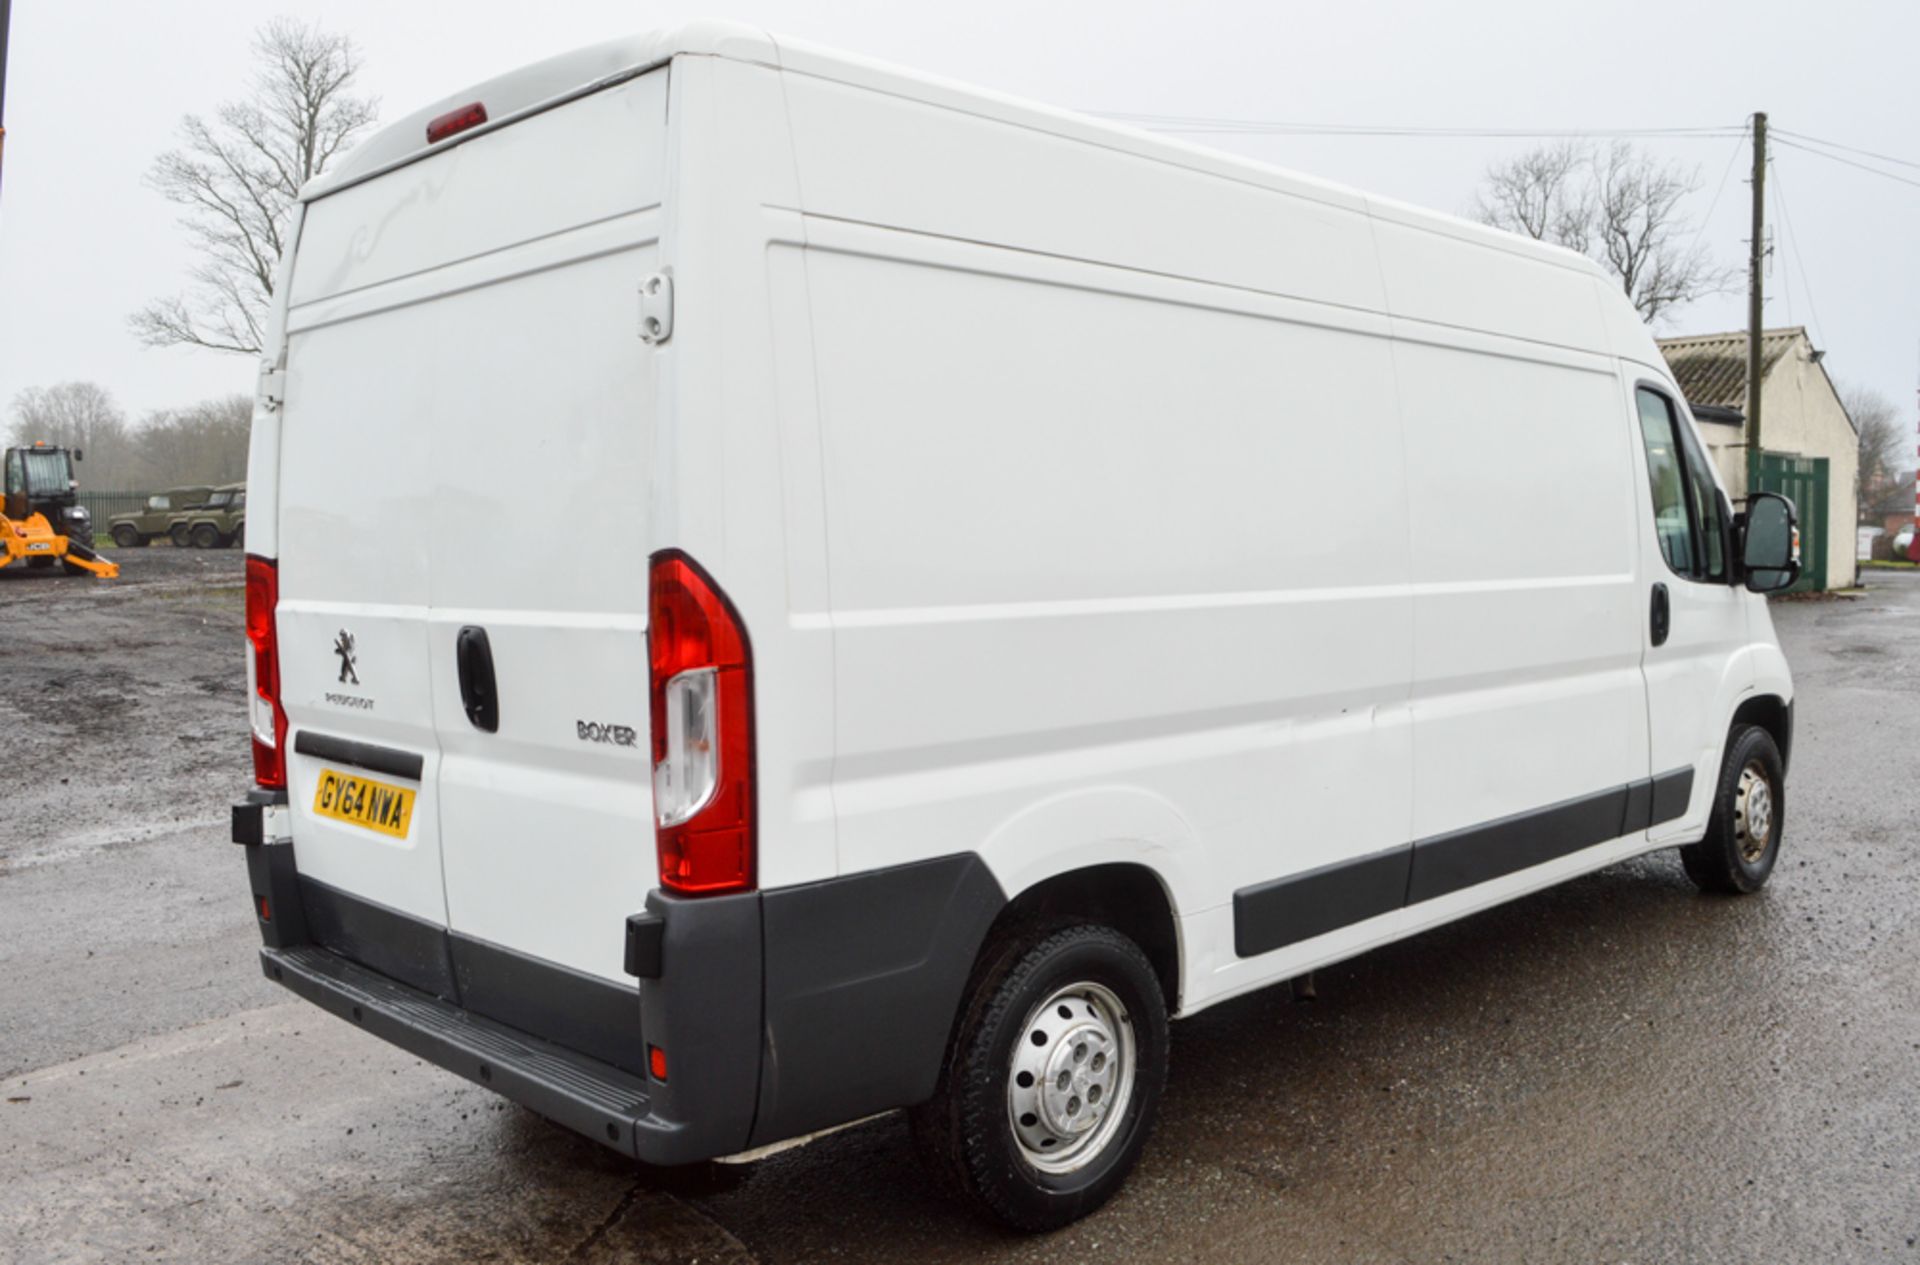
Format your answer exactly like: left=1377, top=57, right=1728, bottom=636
left=779, top=73, right=1383, bottom=313
left=1368, top=209, right=1613, bottom=354
left=782, top=75, right=1416, bottom=1001
left=657, top=56, right=838, bottom=895
left=1389, top=331, right=1650, bottom=853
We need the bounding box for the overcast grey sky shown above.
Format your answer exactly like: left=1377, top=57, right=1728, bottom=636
left=2, top=0, right=1915, bottom=451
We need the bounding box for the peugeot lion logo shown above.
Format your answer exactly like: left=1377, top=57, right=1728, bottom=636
left=333, top=629, right=360, bottom=685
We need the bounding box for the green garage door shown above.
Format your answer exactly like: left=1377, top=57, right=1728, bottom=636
left=1758, top=453, right=1827, bottom=594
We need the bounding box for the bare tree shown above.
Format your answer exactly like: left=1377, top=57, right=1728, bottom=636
left=130, top=396, right=255, bottom=488
left=8, top=382, right=139, bottom=488
left=131, top=20, right=377, bottom=356
left=1472, top=142, right=1592, bottom=252
left=1473, top=141, right=1735, bottom=324
left=1843, top=383, right=1908, bottom=520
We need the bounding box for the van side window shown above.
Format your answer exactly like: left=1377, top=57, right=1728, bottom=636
left=1635, top=387, right=1729, bottom=583
left=1635, top=389, right=1696, bottom=576
left=1674, top=415, right=1727, bottom=581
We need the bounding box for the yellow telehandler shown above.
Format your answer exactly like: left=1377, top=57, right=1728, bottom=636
left=1, top=443, right=119, bottom=578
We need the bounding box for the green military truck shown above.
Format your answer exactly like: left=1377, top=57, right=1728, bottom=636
left=165, top=483, right=246, bottom=549
left=108, top=486, right=214, bottom=547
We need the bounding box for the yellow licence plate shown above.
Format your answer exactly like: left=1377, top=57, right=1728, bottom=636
left=313, top=768, right=416, bottom=839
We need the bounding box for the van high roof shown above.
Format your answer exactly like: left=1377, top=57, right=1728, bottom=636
left=300, top=21, right=1604, bottom=282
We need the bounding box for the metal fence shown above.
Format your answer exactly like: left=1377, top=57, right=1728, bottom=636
left=79, top=491, right=165, bottom=527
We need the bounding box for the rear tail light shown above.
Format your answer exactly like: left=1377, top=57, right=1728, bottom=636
left=244, top=555, right=288, bottom=788
left=647, top=551, right=754, bottom=894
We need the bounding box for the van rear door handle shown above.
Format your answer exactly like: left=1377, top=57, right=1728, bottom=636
left=455, top=626, right=499, bottom=732
left=1650, top=583, right=1670, bottom=648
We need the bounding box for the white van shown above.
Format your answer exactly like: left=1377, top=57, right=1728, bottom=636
left=231, top=24, right=1802, bottom=1230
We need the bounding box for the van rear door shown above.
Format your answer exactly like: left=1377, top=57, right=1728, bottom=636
left=276, top=265, right=447, bottom=930
left=278, top=69, right=670, bottom=981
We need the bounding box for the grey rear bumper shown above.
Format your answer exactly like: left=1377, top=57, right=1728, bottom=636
left=262, top=942, right=667, bottom=1157
left=236, top=802, right=1005, bottom=1165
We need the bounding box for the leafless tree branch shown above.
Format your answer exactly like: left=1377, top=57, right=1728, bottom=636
left=131, top=19, right=378, bottom=356
left=1472, top=140, right=1736, bottom=324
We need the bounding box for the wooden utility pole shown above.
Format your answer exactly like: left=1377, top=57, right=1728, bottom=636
left=1745, top=112, right=1768, bottom=500
left=0, top=0, right=11, bottom=204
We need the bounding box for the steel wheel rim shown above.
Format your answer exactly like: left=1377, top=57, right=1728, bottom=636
left=1735, top=761, right=1774, bottom=864
left=1006, top=980, right=1136, bottom=1174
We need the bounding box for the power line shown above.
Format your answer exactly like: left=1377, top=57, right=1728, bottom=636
left=1089, top=112, right=1745, bottom=140
left=1758, top=138, right=1920, bottom=191
left=1771, top=153, right=1827, bottom=348
left=1688, top=120, right=1751, bottom=258
left=1091, top=110, right=1920, bottom=197
left=1772, top=128, right=1920, bottom=172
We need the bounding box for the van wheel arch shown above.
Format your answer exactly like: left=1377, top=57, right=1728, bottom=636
left=1730, top=694, right=1792, bottom=773
left=978, top=863, right=1181, bottom=1015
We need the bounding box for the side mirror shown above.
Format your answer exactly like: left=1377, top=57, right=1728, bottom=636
left=73, top=449, right=84, bottom=462
left=1740, top=492, right=1800, bottom=593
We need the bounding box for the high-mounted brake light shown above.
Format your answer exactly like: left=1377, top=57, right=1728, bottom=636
left=244, top=555, right=288, bottom=788
left=426, top=102, right=488, bottom=144
left=647, top=551, right=755, bottom=895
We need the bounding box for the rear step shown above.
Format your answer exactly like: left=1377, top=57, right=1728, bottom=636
left=261, top=945, right=653, bottom=1155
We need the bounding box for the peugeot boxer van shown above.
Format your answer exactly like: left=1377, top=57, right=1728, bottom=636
left=231, top=24, right=1801, bottom=1230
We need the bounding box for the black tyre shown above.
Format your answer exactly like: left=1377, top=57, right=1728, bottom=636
left=190, top=523, right=220, bottom=549
left=169, top=524, right=190, bottom=548
left=110, top=525, right=142, bottom=549
left=1680, top=724, right=1785, bottom=894
left=910, top=923, right=1168, bottom=1231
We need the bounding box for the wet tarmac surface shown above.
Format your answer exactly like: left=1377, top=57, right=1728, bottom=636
left=3, top=550, right=1916, bottom=1262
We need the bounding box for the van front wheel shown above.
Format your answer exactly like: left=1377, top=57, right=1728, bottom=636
left=1680, top=724, right=1785, bottom=895
left=910, top=922, right=1168, bottom=1231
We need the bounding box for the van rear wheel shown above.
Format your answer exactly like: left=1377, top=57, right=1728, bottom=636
left=909, top=922, right=1168, bottom=1231
left=1680, top=724, right=1784, bottom=895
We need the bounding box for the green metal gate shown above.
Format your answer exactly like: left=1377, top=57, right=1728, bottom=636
left=1758, top=453, right=1828, bottom=593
